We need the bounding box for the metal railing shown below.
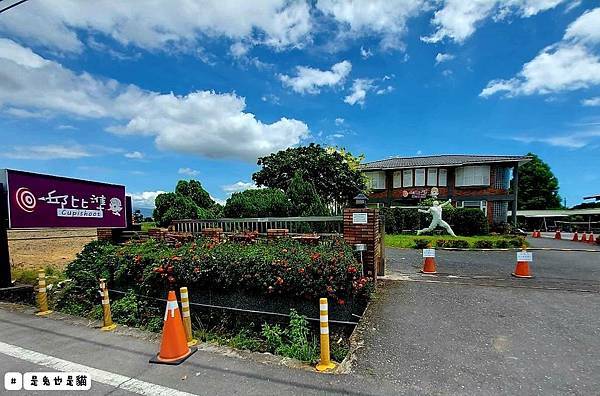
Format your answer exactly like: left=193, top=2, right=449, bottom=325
left=172, top=216, right=343, bottom=235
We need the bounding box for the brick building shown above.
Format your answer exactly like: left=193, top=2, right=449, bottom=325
left=360, top=154, right=531, bottom=226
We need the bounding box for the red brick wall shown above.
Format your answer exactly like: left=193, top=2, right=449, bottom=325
left=343, top=208, right=380, bottom=281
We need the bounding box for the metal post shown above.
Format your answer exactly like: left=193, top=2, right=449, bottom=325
left=512, top=164, right=519, bottom=227
left=0, top=184, right=12, bottom=288
left=315, top=298, right=335, bottom=372
left=99, top=278, right=116, bottom=331
left=36, top=269, right=52, bottom=316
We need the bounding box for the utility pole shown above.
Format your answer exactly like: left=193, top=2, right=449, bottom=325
left=0, top=184, right=12, bottom=287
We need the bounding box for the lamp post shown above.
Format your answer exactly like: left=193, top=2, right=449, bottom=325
left=354, top=193, right=368, bottom=208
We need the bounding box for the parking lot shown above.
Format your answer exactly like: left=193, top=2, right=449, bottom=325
left=353, top=238, right=600, bottom=395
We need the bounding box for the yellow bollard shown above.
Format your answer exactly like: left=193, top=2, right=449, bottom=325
left=315, top=297, right=336, bottom=372
left=180, top=287, right=198, bottom=346
left=99, top=279, right=117, bottom=331
left=35, top=269, right=52, bottom=316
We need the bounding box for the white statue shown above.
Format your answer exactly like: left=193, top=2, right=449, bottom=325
left=416, top=199, right=457, bottom=237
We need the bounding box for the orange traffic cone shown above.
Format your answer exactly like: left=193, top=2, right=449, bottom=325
left=150, top=291, right=197, bottom=365
left=512, top=248, right=533, bottom=278
left=572, top=231, right=579, bottom=241
left=554, top=230, right=561, bottom=240
left=420, top=246, right=437, bottom=274
left=581, top=232, right=588, bottom=242
left=588, top=233, right=595, bottom=244
left=421, top=256, right=437, bottom=274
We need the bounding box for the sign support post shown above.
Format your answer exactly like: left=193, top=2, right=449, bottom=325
left=0, top=184, right=12, bottom=287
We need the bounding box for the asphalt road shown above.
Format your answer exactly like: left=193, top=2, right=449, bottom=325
left=353, top=238, right=600, bottom=395
left=0, top=304, right=401, bottom=395
left=384, top=237, right=600, bottom=291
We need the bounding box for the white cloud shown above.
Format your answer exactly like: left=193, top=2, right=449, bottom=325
left=376, top=85, right=394, bottom=95
left=344, top=79, right=374, bottom=106
left=56, top=124, right=76, bottom=130
left=0, top=39, right=310, bottom=162
left=316, top=0, right=426, bottom=50
left=2, top=107, right=53, bottom=119
left=563, top=8, right=600, bottom=44
left=222, top=181, right=257, bottom=194
left=130, top=191, right=167, bottom=208
left=261, top=94, right=281, bottom=105
left=510, top=130, right=600, bottom=149
left=1, top=144, right=92, bottom=160
left=125, top=151, right=144, bottom=159
left=230, top=42, right=250, bottom=58
left=334, top=117, right=345, bottom=126
left=178, top=167, right=200, bottom=177
left=435, top=52, right=455, bottom=65
left=0, top=0, right=313, bottom=53
left=481, top=8, right=600, bottom=98
left=344, top=76, right=394, bottom=106
left=279, top=60, right=352, bottom=94
left=422, top=0, right=567, bottom=44
left=360, top=46, right=373, bottom=59
left=582, top=97, right=600, bottom=106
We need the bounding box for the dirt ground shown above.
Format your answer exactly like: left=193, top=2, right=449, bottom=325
left=7, top=228, right=97, bottom=270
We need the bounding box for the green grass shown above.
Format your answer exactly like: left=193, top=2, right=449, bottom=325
left=140, top=222, right=157, bottom=232
left=385, top=234, right=527, bottom=249
left=13, top=266, right=66, bottom=286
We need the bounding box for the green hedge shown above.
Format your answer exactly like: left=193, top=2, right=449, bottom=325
left=380, top=206, right=489, bottom=236
left=56, top=238, right=372, bottom=318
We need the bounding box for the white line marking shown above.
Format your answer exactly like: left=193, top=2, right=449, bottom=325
left=0, top=341, right=195, bottom=396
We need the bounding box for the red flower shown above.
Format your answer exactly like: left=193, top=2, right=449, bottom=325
left=298, top=268, right=305, bottom=274
left=347, top=266, right=357, bottom=274
left=275, top=277, right=284, bottom=285
left=310, top=252, right=321, bottom=261
left=134, top=255, right=142, bottom=264
left=153, top=267, right=164, bottom=273
left=194, top=267, right=200, bottom=274
left=338, top=298, right=345, bottom=305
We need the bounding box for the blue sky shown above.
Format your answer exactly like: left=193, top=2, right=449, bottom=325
left=0, top=0, right=599, bottom=208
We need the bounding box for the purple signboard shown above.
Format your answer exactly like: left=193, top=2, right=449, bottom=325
left=2, top=169, right=127, bottom=229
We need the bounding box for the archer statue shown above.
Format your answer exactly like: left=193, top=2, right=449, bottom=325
left=416, top=199, right=457, bottom=237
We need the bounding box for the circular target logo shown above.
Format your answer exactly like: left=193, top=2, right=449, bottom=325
left=15, top=187, right=37, bottom=213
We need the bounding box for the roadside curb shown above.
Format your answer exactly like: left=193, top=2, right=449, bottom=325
left=0, top=301, right=315, bottom=372
left=386, top=246, right=600, bottom=253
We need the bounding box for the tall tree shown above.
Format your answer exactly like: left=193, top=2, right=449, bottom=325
left=515, top=153, right=562, bottom=209
left=286, top=172, right=329, bottom=216
left=252, top=144, right=366, bottom=209
left=224, top=188, right=291, bottom=218
left=175, top=179, right=214, bottom=209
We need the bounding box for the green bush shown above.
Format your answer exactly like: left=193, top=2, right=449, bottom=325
left=447, top=208, right=489, bottom=236
left=224, top=188, right=291, bottom=218
left=494, top=239, right=511, bottom=248
left=435, top=239, right=448, bottom=248
left=261, top=310, right=318, bottom=363
left=414, top=238, right=430, bottom=249
left=153, top=193, right=202, bottom=227
left=508, top=237, right=526, bottom=248
left=444, top=239, right=470, bottom=248
left=474, top=240, right=494, bottom=248
left=57, top=238, right=370, bottom=317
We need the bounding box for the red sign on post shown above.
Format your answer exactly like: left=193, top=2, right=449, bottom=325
left=2, top=169, right=127, bottom=229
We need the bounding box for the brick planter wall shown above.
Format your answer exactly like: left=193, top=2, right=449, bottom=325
left=343, top=208, right=381, bottom=282
left=267, top=228, right=289, bottom=239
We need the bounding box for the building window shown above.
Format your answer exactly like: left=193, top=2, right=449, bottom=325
left=415, top=168, right=425, bottom=186
left=403, top=169, right=413, bottom=187
left=439, top=168, right=447, bottom=186
left=492, top=201, right=508, bottom=224
left=455, top=165, right=490, bottom=187
left=494, top=167, right=511, bottom=190
left=427, top=168, right=438, bottom=186
left=393, top=171, right=402, bottom=188
left=365, top=171, right=385, bottom=190
left=458, top=200, right=487, bottom=215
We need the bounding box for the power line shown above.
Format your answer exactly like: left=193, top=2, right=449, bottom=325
left=0, top=0, right=30, bottom=15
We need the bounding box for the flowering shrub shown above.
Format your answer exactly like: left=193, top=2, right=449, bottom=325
left=57, top=237, right=372, bottom=316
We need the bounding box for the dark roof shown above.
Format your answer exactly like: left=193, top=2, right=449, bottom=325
left=583, top=194, right=600, bottom=201
left=361, top=154, right=531, bottom=170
